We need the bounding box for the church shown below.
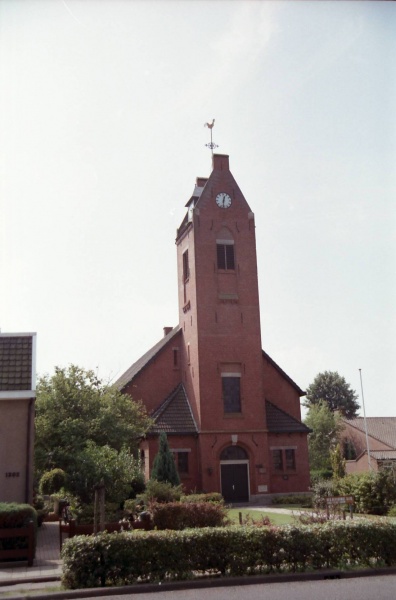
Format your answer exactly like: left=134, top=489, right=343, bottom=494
left=115, top=153, right=310, bottom=503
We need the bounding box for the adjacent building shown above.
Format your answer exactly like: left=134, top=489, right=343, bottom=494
left=342, top=417, right=396, bottom=476
left=116, top=154, right=310, bottom=502
left=0, top=332, right=37, bottom=504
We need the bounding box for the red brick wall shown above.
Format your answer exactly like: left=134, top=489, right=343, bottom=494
left=262, top=355, right=303, bottom=421
left=123, top=336, right=182, bottom=415
left=268, top=433, right=311, bottom=493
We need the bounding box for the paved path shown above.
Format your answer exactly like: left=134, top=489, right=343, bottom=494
left=0, top=521, right=61, bottom=588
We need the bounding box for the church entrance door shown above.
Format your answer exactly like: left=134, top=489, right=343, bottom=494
left=220, top=462, right=249, bottom=502
left=220, top=445, right=250, bottom=502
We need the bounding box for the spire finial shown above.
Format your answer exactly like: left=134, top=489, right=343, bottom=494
left=204, top=119, right=218, bottom=156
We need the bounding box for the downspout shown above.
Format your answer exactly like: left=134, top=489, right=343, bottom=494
left=25, top=397, right=34, bottom=504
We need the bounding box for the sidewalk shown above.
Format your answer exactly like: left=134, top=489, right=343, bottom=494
left=0, top=521, right=62, bottom=587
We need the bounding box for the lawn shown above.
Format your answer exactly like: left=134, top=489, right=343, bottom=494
left=227, top=508, right=296, bottom=526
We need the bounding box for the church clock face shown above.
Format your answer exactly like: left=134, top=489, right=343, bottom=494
left=216, top=192, right=232, bottom=209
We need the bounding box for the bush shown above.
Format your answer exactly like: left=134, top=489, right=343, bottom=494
left=310, top=469, right=333, bottom=484
left=137, top=480, right=183, bottom=505
left=388, top=504, right=396, bottom=517
left=271, top=494, right=312, bottom=507
left=311, top=479, right=337, bottom=509
left=0, top=503, right=38, bottom=556
left=181, top=493, right=224, bottom=504
left=39, top=469, right=67, bottom=495
left=70, top=502, right=124, bottom=525
left=149, top=501, right=229, bottom=530
left=335, top=471, right=396, bottom=515
left=61, top=520, right=396, bottom=589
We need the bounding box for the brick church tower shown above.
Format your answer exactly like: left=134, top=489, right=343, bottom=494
left=116, top=154, right=310, bottom=502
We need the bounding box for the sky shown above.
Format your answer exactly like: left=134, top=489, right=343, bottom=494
left=1, top=1, right=395, bottom=417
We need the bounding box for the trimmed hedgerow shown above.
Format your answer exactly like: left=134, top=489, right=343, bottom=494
left=61, top=520, right=396, bottom=589
left=181, top=493, right=224, bottom=504
left=149, top=501, right=228, bottom=529
left=0, top=503, right=38, bottom=556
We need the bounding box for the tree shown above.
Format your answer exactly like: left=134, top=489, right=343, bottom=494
left=150, top=432, right=180, bottom=486
left=304, top=371, right=360, bottom=418
left=35, top=365, right=152, bottom=500
left=330, top=443, right=346, bottom=479
left=304, top=401, right=344, bottom=474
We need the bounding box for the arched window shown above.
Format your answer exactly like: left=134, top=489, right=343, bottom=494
left=220, top=446, right=248, bottom=461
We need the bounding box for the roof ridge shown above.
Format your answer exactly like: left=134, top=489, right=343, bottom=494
left=114, top=325, right=181, bottom=391
left=262, top=350, right=305, bottom=396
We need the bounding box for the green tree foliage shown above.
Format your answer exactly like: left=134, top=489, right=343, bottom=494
left=69, top=442, right=142, bottom=504
left=39, top=468, right=67, bottom=495
left=304, top=371, right=360, bottom=418
left=35, top=365, right=152, bottom=502
left=304, top=401, right=344, bottom=474
left=150, top=432, right=180, bottom=486
left=330, top=443, right=346, bottom=479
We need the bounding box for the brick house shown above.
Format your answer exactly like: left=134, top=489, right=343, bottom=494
left=342, top=417, right=396, bottom=476
left=116, top=154, right=310, bottom=502
left=0, top=332, right=37, bottom=503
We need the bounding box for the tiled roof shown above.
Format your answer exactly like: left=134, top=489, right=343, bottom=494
left=343, top=417, right=396, bottom=450
left=150, top=383, right=198, bottom=435
left=370, top=450, right=396, bottom=460
left=262, top=350, right=305, bottom=396
left=0, top=335, right=34, bottom=391
left=114, top=326, right=181, bottom=391
left=266, top=400, right=311, bottom=433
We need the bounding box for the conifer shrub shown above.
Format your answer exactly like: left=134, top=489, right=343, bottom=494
left=151, top=432, right=180, bottom=486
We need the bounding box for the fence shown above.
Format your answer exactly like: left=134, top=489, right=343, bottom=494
left=0, top=521, right=35, bottom=566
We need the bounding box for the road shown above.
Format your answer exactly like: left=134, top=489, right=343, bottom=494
left=85, top=575, right=396, bottom=600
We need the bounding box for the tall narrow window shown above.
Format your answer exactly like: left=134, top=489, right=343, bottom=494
left=272, top=450, right=283, bottom=471
left=222, top=374, right=241, bottom=413
left=217, top=243, right=235, bottom=270
left=183, top=250, right=189, bottom=282
left=177, top=452, right=189, bottom=474
left=285, top=449, right=296, bottom=470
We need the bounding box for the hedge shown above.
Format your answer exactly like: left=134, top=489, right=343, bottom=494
left=61, top=520, right=396, bottom=589
left=0, top=503, right=38, bottom=556
left=149, top=501, right=228, bottom=529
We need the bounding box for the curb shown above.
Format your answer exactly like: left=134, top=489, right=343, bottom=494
left=3, top=567, right=396, bottom=600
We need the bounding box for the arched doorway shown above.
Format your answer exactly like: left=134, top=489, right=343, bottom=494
left=220, top=445, right=249, bottom=502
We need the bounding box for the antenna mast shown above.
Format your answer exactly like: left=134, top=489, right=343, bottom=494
left=359, top=368, right=372, bottom=470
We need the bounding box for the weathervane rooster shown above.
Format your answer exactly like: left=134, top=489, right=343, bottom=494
left=204, top=119, right=218, bottom=155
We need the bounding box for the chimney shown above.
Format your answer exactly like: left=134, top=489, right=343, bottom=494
left=163, top=327, right=173, bottom=337
left=212, top=154, right=229, bottom=172
left=196, top=177, right=208, bottom=188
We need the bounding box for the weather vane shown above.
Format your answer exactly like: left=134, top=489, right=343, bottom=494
left=204, top=119, right=218, bottom=156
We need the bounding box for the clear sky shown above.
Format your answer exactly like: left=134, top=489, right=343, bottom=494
left=1, top=1, right=395, bottom=417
